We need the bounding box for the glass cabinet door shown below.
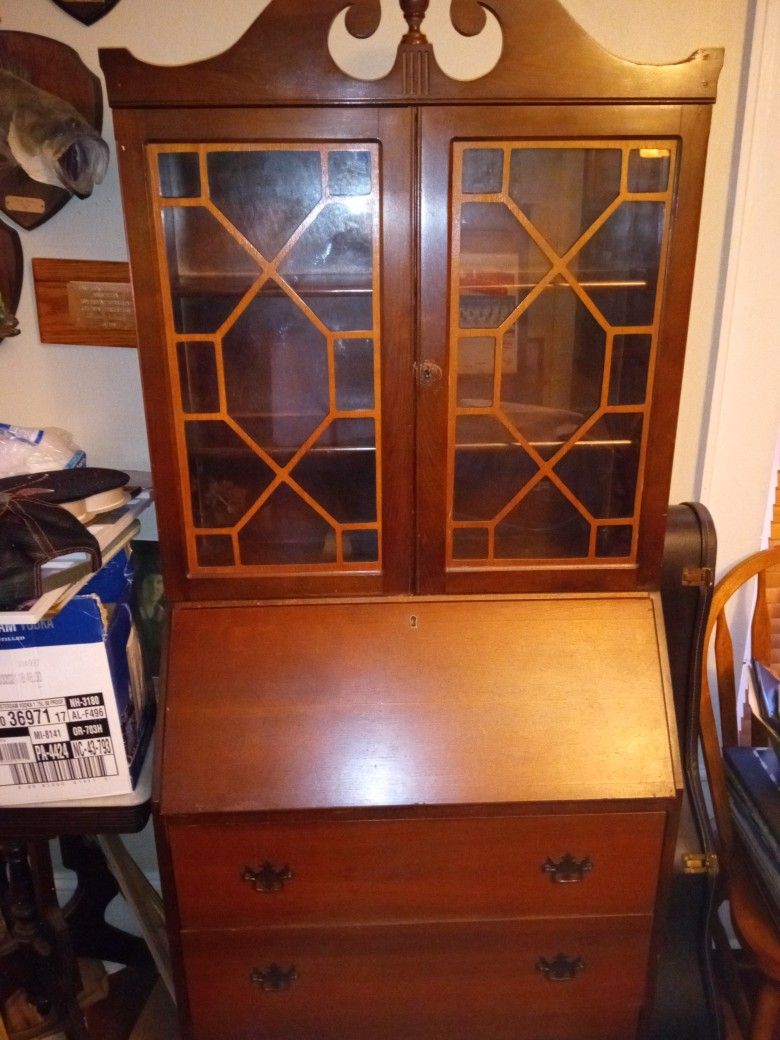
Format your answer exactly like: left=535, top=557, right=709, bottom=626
left=149, top=142, right=388, bottom=580
left=419, top=110, right=685, bottom=592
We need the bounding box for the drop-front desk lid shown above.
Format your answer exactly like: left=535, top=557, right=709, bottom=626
left=159, top=593, right=681, bottom=817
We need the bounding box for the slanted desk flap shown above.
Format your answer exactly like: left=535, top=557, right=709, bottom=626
left=161, top=593, right=680, bottom=816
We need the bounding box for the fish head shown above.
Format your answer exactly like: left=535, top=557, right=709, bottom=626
left=7, top=85, right=109, bottom=198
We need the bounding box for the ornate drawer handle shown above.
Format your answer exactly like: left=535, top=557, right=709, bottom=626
left=542, top=853, right=593, bottom=883
left=250, top=963, right=298, bottom=992
left=242, top=862, right=294, bottom=893
left=536, top=954, right=585, bottom=981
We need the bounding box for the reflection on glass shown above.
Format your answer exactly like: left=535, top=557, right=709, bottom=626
left=501, top=288, right=603, bottom=447
left=159, top=152, right=200, bottom=198
left=223, top=285, right=329, bottom=464
left=177, top=341, right=219, bottom=413
left=452, top=528, right=489, bottom=559
left=185, top=420, right=275, bottom=528
left=238, top=484, right=335, bottom=565
left=459, top=202, right=550, bottom=329
left=572, top=202, right=664, bottom=326
left=292, top=420, right=377, bottom=524
left=345, top=529, right=378, bottom=563
left=628, top=149, right=670, bottom=194
left=596, top=525, right=633, bottom=558
left=328, top=151, right=372, bottom=196
left=163, top=207, right=258, bottom=333
left=462, top=149, right=503, bottom=194
left=554, top=413, right=643, bottom=519
left=457, top=336, right=495, bottom=407
left=281, top=202, right=373, bottom=284
left=608, top=335, right=652, bottom=405
left=208, top=150, right=323, bottom=259
left=454, top=416, right=538, bottom=521
left=196, top=534, right=234, bottom=567
left=495, top=479, right=590, bottom=559
left=509, top=148, right=621, bottom=254
left=335, top=339, right=374, bottom=410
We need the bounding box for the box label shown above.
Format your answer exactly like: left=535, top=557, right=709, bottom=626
left=0, top=691, right=120, bottom=787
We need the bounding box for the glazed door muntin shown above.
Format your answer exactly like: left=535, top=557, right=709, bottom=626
left=418, top=104, right=707, bottom=594
left=140, top=107, right=415, bottom=597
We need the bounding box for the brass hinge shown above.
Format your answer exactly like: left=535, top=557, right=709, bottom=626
left=682, top=851, right=719, bottom=874
left=681, top=565, right=714, bottom=588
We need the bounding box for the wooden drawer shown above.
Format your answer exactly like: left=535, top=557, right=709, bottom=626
left=181, top=915, right=651, bottom=1040
left=169, top=812, right=665, bottom=928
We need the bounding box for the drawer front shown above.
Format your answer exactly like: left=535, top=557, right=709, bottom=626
left=181, top=916, right=650, bottom=1040
left=170, top=812, right=665, bottom=928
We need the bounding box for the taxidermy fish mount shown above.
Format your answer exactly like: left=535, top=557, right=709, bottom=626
left=0, top=287, right=20, bottom=337
left=0, top=32, right=107, bottom=229
left=0, top=67, right=108, bottom=199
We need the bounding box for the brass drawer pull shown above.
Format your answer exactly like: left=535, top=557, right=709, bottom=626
left=242, top=862, right=294, bottom=893
left=536, top=954, right=585, bottom=981
left=250, top=963, right=298, bottom=992
left=542, top=853, right=592, bottom=883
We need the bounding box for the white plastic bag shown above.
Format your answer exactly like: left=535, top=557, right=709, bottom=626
left=0, top=424, right=86, bottom=476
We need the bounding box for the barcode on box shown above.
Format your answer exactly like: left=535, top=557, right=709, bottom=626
left=0, top=742, right=32, bottom=762
left=10, top=757, right=108, bottom=785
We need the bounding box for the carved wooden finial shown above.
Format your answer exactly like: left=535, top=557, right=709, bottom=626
left=400, top=0, right=430, bottom=44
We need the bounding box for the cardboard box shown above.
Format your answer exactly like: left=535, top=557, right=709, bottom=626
left=0, top=549, right=155, bottom=806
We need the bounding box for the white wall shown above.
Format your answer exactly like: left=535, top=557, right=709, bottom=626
left=0, top=0, right=759, bottom=870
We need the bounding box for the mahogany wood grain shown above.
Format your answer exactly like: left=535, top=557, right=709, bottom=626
left=0, top=221, right=22, bottom=341
left=160, top=594, right=680, bottom=816
left=418, top=103, right=716, bottom=594
left=99, top=0, right=722, bottom=110
left=111, top=106, right=415, bottom=601
left=169, top=811, right=665, bottom=929
left=180, top=915, right=651, bottom=1040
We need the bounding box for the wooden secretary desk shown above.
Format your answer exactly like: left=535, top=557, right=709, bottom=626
left=100, top=3, right=722, bottom=1037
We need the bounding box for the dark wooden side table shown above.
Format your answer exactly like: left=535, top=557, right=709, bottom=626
left=0, top=753, right=153, bottom=1040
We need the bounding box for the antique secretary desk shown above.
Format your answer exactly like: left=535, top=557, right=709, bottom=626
left=100, top=2, right=722, bottom=1037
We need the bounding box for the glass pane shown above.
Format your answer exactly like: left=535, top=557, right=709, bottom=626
left=628, top=149, right=670, bottom=193
left=452, top=528, right=489, bottom=559
left=608, top=334, right=652, bottom=405
left=345, top=529, right=378, bottom=563
left=508, top=148, right=621, bottom=255
left=207, top=150, right=323, bottom=259
left=499, top=287, right=604, bottom=450
left=238, top=484, right=335, bottom=565
left=335, top=339, right=374, bottom=410
left=596, top=525, right=633, bottom=558
left=159, top=152, right=200, bottom=198
left=554, top=413, right=643, bottom=519
left=292, top=420, right=377, bottom=523
left=162, top=207, right=258, bottom=333
left=453, top=415, right=538, bottom=521
left=462, top=149, right=503, bottom=194
left=185, top=421, right=275, bottom=528
left=494, top=479, right=590, bottom=559
left=572, top=202, right=665, bottom=327
left=177, top=341, right=219, bottom=413
left=328, top=151, right=371, bottom=196
left=457, top=336, right=495, bottom=407
left=280, top=202, right=373, bottom=286
left=459, top=203, right=550, bottom=329
left=196, top=534, right=234, bottom=567
left=222, top=284, right=329, bottom=464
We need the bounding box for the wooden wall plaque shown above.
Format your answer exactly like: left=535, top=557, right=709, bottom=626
left=0, top=221, right=23, bottom=341
left=32, top=258, right=137, bottom=347
left=0, top=33, right=104, bottom=229
left=50, top=0, right=124, bottom=26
